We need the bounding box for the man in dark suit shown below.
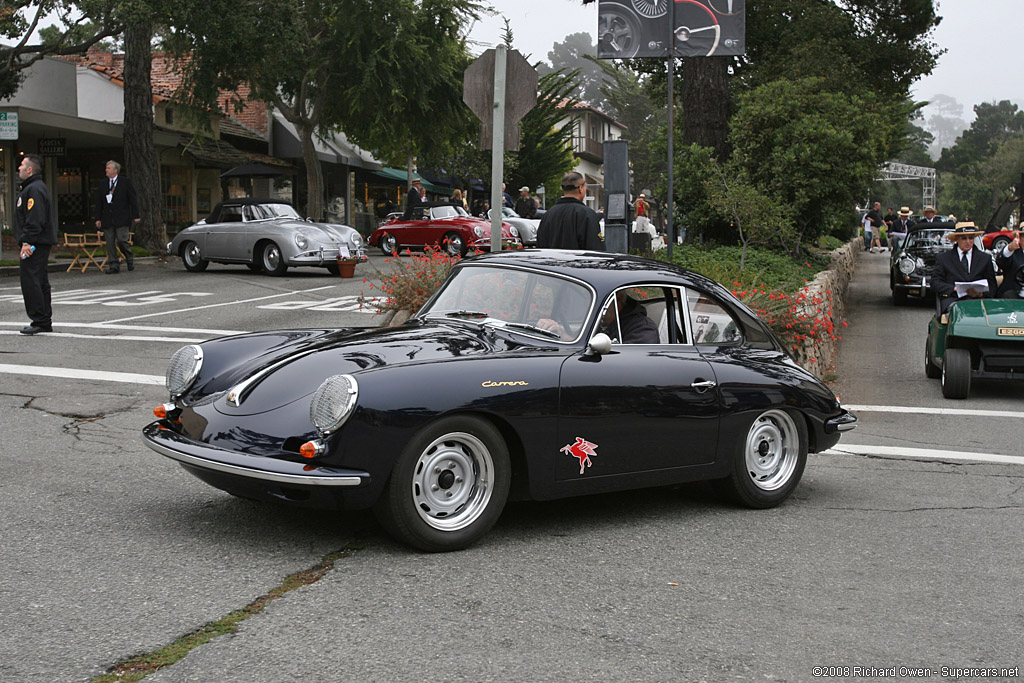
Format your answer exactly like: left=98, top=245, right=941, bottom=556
left=402, top=178, right=424, bottom=220
left=995, top=226, right=1024, bottom=299
left=94, top=160, right=140, bottom=273
left=932, top=223, right=998, bottom=313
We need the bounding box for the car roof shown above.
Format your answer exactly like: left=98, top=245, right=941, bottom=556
left=456, top=249, right=726, bottom=294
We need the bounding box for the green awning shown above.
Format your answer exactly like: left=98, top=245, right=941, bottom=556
left=371, top=168, right=451, bottom=195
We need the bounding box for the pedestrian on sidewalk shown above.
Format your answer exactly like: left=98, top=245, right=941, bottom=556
left=15, top=154, right=57, bottom=335
left=94, top=160, right=140, bottom=274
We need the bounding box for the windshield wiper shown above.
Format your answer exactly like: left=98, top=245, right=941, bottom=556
left=441, top=310, right=490, bottom=319
left=497, top=321, right=561, bottom=339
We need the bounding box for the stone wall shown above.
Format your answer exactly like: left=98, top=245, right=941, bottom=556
left=790, top=239, right=858, bottom=378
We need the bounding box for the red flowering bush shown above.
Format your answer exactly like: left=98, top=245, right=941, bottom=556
left=732, top=284, right=846, bottom=361
left=359, top=246, right=460, bottom=314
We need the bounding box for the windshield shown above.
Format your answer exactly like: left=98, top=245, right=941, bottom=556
left=906, top=229, right=951, bottom=249
left=430, top=205, right=462, bottom=219
left=244, top=203, right=301, bottom=221
left=422, top=265, right=594, bottom=342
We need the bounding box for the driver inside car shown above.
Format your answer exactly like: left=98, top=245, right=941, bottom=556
left=996, top=227, right=1024, bottom=299
left=596, top=290, right=660, bottom=345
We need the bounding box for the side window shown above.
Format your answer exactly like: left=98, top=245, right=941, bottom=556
left=597, top=286, right=687, bottom=345
left=221, top=206, right=243, bottom=222
left=686, top=289, right=741, bottom=345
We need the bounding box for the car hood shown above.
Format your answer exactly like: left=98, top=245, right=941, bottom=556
left=266, top=219, right=356, bottom=241
left=200, top=320, right=524, bottom=416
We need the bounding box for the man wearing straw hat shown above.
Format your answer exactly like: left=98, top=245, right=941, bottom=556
left=932, top=222, right=998, bottom=313
left=889, top=206, right=915, bottom=251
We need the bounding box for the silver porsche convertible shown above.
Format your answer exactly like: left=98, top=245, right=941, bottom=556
left=168, top=198, right=367, bottom=276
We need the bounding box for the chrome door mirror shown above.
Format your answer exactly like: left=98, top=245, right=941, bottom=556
left=586, top=332, right=612, bottom=356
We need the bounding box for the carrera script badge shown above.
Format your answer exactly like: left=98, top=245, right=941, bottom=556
left=561, top=437, right=598, bottom=475
left=481, top=380, right=529, bottom=388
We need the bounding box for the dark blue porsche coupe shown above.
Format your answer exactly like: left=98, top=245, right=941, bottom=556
left=143, top=250, right=856, bottom=551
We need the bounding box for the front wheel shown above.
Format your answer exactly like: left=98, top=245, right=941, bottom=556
left=991, top=237, right=1011, bottom=253
left=373, top=415, right=510, bottom=552
left=379, top=232, right=398, bottom=256
left=713, top=408, right=807, bottom=508
left=925, top=339, right=941, bottom=379
left=941, top=347, right=971, bottom=399
left=442, top=232, right=466, bottom=257
left=181, top=241, right=209, bottom=272
left=260, top=242, right=288, bottom=276
left=893, top=287, right=908, bottom=306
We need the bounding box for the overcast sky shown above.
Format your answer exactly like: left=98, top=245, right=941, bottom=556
left=469, top=0, right=1023, bottom=121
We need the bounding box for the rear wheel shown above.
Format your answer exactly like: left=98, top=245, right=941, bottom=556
left=941, top=347, right=971, bottom=399
left=260, top=242, right=288, bottom=276
left=373, top=415, right=510, bottom=552
left=991, top=236, right=1011, bottom=253
left=181, top=241, right=209, bottom=272
left=379, top=232, right=398, bottom=256
left=713, top=408, right=807, bottom=508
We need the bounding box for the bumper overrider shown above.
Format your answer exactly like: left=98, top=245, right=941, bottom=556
left=143, top=421, right=370, bottom=489
left=292, top=246, right=368, bottom=264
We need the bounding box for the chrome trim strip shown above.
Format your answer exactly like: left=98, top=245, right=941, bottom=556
left=227, top=349, right=317, bottom=407
left=143, top=427, right=365, bottom=487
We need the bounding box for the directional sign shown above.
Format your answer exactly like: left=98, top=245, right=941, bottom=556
left=0, top=111, right=18, bottom=140
left=463, top=49, right=537, bottom=150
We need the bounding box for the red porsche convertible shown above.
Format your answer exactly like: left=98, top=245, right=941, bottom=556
left=368, top=203, right=520, bottom=257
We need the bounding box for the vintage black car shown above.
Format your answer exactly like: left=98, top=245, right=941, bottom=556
left=143, top=250, right=857, bottom=551
left=890, top=224, right=957, bottom=305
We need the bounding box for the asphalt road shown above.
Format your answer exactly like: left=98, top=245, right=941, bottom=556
left=0, top=251, right=1021, bottom=682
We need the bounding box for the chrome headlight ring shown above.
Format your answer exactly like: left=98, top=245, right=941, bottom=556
left=294, top=233, right=309, bottom=250
left=474, top=225, right=484, bottom=238
left=309, top=374, right=359, bottom=435
left=349, top=232, right=363, bottom=248
left=898, top=257, right=916, bottom=275
left=166, top=345, right=203, bottom=398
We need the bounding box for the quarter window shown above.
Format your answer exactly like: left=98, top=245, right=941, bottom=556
left=686, top=289, right=741, bottom=345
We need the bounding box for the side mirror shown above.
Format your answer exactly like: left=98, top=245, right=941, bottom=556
left=586, top=332, right=612, bottom=356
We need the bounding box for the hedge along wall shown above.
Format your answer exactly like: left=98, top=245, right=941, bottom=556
left=790, top=239, right=857, bottom=378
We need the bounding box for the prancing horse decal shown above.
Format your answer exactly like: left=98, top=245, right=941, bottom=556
left=561, top=437, right=598, bottom=474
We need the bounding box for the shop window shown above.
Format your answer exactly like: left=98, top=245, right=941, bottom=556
left=161, top=165, right=192, bottom=229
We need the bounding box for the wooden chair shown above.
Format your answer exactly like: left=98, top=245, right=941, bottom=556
left=63, top=232, right=107, bottom=273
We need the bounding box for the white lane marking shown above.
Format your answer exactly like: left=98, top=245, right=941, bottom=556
left=844, top=404, right=1024, bottom=419
left=259, top=295, right=385, bottom=312
left=0, top=363, right=164, bottom=385
left=0, top=321, right=247, bottom=335
left=0, top=331, right=207, bottom=343
left=101, top=285, right=338, bottom=323
left=825, top=443, right=1024, bottom=466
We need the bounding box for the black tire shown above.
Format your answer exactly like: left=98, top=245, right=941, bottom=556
left=925, top=339, right=941, bottom=379
left=246, top=262, right=262, bottom=272
left=260, top=242, right=288, bottom=276
left=181, top=241, right=209, bottom=272
left=991, top=237, right=1011, bottom=253
left=893, top=288, right=908, bottom=306
left=379, top=232, right=398, bottom=256
left=442, top=231, right=466, bottom=257
left=941, top=347, right=971, bottom=399
left=713, top=408, right=808, bottom=509
left=373, top=415, right=510, bottom=552
left=324, top=263, right=340, bottom=276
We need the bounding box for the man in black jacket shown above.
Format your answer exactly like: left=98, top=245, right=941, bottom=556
left=514, top=186, right=536, bottom=218
left=995, top=226, right=1024, bottom=299
left=536, top=172, right=603, bottom=251
left=402, top=178, right=425, bottom=220
left=94, top=160, right=140, bottom=273
left=14, top=154, right=58, bottom=335
left=932, top=223, right=998, bottom=313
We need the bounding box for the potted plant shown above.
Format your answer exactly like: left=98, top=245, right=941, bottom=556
left=336, top=257, right=357, bottom=278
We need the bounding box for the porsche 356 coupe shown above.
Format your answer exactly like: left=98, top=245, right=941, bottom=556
left=143, top=250, right=856, bottom=551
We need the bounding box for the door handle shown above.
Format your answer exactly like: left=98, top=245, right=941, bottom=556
left=691, top=379, right=717, bottom=392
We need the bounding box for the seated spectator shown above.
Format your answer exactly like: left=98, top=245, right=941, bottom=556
left=932, top=223, right=998, bottom=313
left=996, top=227, right=1024, bottom=299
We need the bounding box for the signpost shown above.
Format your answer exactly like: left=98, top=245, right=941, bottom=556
left=464, top=46, right=537, bottom=252
left=0, top=111, right=18, bottom=140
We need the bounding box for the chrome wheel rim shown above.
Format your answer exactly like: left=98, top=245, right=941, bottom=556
left=412, top=431, right=493, bottom=531
left=382, top=234, right=396, bottom=254
left=744, top=410, right=798, bottom=491
left=184, top=242, right=201, bottom=266
left=444, top=234, right=463, bottom=257
left=263, top=244, right=281, bottom=270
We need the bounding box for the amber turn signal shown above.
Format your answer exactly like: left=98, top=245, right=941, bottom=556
left=299, top=441, right=318, bottom=458
left=154, top=405, right=167, bottom=419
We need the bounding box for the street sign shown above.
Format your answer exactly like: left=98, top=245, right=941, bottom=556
left=463, top=49, right=537, bottom=151
left=0, top=111, right=18, bottom=140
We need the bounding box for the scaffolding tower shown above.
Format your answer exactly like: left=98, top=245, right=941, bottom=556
left=877, top=162, right=937, bottom=209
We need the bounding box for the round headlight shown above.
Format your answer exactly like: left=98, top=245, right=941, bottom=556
left=166, top=345, right=203, bottom=397
left=474, top=225, right=484, bottom=237
left=294, top=233, right=309, bottom=250
left=509, top=225, right=520, bottom=238
left=350, top=232, right=363, bottom=247
left=898, top=257, right=916, bottom=274
left=309, top=374, right=359, bottom=435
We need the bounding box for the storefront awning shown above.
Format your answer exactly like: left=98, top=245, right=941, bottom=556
left=371, top=167, right=450, bottom=195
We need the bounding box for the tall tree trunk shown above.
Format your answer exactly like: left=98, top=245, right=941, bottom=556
left=123, top=19, right=166, bottom=252
left=680, top=57, right=731, bottom=160
left=296, top=121, right=324, bottom=221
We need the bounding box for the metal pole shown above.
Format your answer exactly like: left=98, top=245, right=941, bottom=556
left=489, top=45, right=507, bottom=253
left=666, top=0, right=675, bottom=259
